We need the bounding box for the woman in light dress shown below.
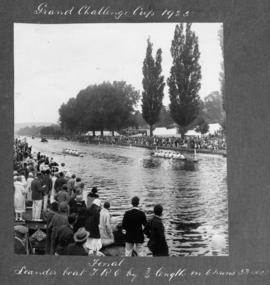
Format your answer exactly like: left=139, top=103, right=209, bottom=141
left=14, top=176, right=27, bottom=221
left=26, top=172, right=34, bottom=201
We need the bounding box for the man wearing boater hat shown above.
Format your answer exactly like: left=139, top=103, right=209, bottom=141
left=66, top=227, right=89, bottom=256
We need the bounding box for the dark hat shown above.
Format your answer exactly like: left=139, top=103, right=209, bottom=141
left=103, top=201, right=110, bottom=209
left=154, top=204, right=163, bottom=216
left=91, top=187, right=98, bottom=194
left=131, top=196, right=140, bottom=207
left=73, top=227, right=89, bottom=243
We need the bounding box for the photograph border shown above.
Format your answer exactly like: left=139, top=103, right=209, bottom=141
left=1, top=0, right=270, bottom=284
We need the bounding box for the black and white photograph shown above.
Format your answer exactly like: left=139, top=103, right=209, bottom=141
left=13, top=22, right=228, bottom=257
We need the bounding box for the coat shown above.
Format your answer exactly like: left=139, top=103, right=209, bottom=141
left=42, top=174, right=52, bottom=195
left=67, top=178, right=76, bottom=195
left=54, top=177, right=67, bottom=192
left=14, top=181, right=27, bottom=213
left=48, top=213, right=68, bottom=254
left=85, top=204, right=100, bottom=238
left=31, top=178, right=44, bottom=201
left=99, top=208, right=113, bottom=240
left=66, top=243, right=88, bottom=256
left=122, top=208, right=147, bottom=243
left=45, top=210, right=57, bottom=254
left=26, top=177, right=34, bottom=200
left=144, top=215, right=169, bottom=256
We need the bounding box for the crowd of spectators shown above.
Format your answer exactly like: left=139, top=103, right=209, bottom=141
left=13, top=138, right=169, bottom=257
left=80, top=131, right=226, bottom=152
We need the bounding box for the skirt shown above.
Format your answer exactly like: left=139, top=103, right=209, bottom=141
left=14, top=193, right=26, bottom=213
left=85, top=238, right=102, bottom=252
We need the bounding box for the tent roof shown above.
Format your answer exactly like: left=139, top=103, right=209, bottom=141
left=153, top=127, right=179, bottom=137
left=185, top=130, right=202, bottom=137
left=84, top=131, right=120, bottom=136
left=207, top=123, right=222, bottom=135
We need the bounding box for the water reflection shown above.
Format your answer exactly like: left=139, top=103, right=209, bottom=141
left=29, top=138, right=228, bottom=256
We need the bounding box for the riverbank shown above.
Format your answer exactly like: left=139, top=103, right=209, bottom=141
left=16, top=137, right=228, bottom=256
left=82, top=141, right=227, bottom=156
left=37, top=135, right=226, bottom=157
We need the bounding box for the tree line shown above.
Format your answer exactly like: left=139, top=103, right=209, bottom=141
left=17, top=24, right=225, bottom=138
left=17, top=124, right=64, bottom=137
left=58, top=81, right=140, bottom=135
left=58, top=23, right=224, bottom=137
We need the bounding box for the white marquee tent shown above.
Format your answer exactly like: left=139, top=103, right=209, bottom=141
left=152, top=127, right=180, bottom=137
left=84, top=131, right=120, bottom=136
left=152, top=123, right=222, bottom=137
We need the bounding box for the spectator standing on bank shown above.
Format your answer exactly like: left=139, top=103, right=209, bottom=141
left=55, top=213, right=77, bottom=255
left=54, top=172, right=67, bottom=193
left=144, top=204, right=169, bottom=256
left=87, top=186, right=99, bottom=207
left=122, top=196, right=147, bottom=256
left=67, top=174, right=76, bottom=196
left=85, top=199, right=102, bottom=254
left=99, top=201, right=114, bottom=247
left=31, top=172, right=45, bottom=220
left=26, top=172, right=34, bottom=201
left=49, top=202, right=69, bottom=254
left=50, top=173, right=57, bottom=204
left=55, top=184, right=70, bottom=204
left=73, top=207, right=87, bottom=233
left=42, top=169, right=52, bottom=212
left=69, top=189, right=86, bottom=214
left=14, top=176, right=27, bottom=221
left=45, top=202, right=58, bottom=254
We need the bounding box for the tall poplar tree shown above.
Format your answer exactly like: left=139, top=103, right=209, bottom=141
left=142, top=38, right=165, bottom=136
left=167, top=23, right=201, bottom=137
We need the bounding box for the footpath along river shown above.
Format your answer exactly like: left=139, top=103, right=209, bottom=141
left=29, top=137, right=228, bottom=256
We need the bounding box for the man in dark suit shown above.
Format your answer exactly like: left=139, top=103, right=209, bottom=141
left=122, top=196, right=147, bottom=256
left=144, top=204, right=169, bottom=256
left=31, top=172, right=45, bottom=220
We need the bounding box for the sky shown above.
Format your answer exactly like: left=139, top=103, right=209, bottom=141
left=14, top=23, right=223, bottom=124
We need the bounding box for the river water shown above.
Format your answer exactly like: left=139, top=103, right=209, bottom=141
left=28, top=138, right=228, bottom=256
